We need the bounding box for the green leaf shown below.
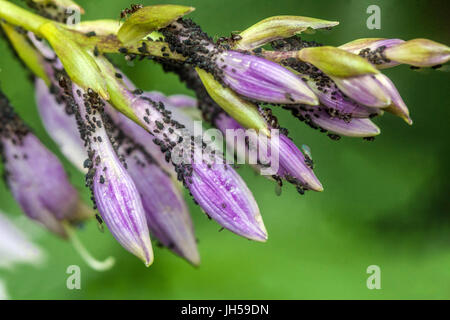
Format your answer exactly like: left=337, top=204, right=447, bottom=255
left=117, top=5, right=195, bottom=45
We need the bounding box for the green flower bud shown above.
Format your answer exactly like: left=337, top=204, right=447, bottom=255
left=117, top=5, right=195, bottom=45
left=234, top=15, right=339, bottom=50
left=298, top=46, right=379, bottom=77
left=384, top=38, right=450, bottom=67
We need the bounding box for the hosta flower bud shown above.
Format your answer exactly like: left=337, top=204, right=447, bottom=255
left=330, top=75, right=391, bottom=108
left=214, top=113, right=323, bottom=192
left=303, top=75, right=382, bottom=118
left=297, top=46, right=379, bottom=77
left=384, top=39, right=450, bottom=67
left=0, top=92, right=87, bottom=237
left=188, top=157, right=268, bottom=242
left=117, top=5, right=195, bottom=45
left=372, top=74, right=412, bottom=124
left=215, top=51, right=318, bottom=105
left=72, top=85, right=153, bottom=266
left=339, top=38, right=405, bottom=69
left=234, top=15, right=339, bottom=50
left=290, top=105, right=380, bottom=138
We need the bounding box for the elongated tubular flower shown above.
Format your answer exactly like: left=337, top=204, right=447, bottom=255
left=303, top=75, right=383, bottom=119
left=215, top=50, right=318, bottom=105
left=160, top=19, right=318, bottom=105
left=35, top=77, right=87, bottom=170
left=341, top=38, right=450, bottom=68
left=372, top=74, right=412, bottom=124
left=0, top=91, right=85, bottom=237
left=287, top=104, right=380, bottom=138
left=339, top=38, right=405, bottom=69
left=71, top=84, right=153, bottom=266
left=113, top=132, right=200, bottom=265
left=214, top=113, right=323, bottom=193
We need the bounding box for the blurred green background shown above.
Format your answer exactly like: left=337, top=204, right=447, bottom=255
left=0, top=0, right=449, bottom=299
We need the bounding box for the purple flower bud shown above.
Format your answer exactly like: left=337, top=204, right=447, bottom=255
left=373, top=74, right=412, bottom=124
left=35, top=78, right=87, bottom=171
left=216, top=50, right=318, bottom=105
left=331, top=75, right=391, bottom=108
left=291, top=105, right=380, bottom=137
left=339, top=38, right=405, bottom=69
left=72, top=85, right=153, bottom=266
left=188, top=159, right=267, bottom=241
left=0, top=93, right=83, bottom=237
left=304, top=76, right=383, bottom=118
left=214, top=113, right=323, bottom=192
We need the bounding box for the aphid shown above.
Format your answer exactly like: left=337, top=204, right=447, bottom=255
left=231, top=33, right=242, bottom=41
left=120, top=4, right=143, bottom=20
left=301, top=144, right=313, bottom=160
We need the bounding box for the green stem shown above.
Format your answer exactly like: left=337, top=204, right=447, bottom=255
left=0, top=0, right=50, bottom=36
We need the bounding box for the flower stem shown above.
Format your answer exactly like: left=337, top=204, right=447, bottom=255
left=0, top=0, right=49, bottom=36
left=63, top=222, right=115, bottom=272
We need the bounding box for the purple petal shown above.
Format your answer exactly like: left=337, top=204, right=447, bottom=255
left=373, top=74, right=412, bottom=124
left=125, top=148, right=200, bottom=265
left=217, top=50, right=318, bottom=105
left=73, top=85, right=153, bottom=266
left=215, top=113, right=323, bottom=191
left=295, top=106, right=380, bottom=137
left=188, top=160, right=267, bottom=242
left=339, top=38, right=405, bottom=69
left=305, top=76, right=383, bottom=118
left=1, top=133, right=79, bottom=237
left=331, top=75, right=391, bottom=108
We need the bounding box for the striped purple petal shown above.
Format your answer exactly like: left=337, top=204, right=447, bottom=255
left=73, top=85, right=153, bottom=266
left=331, top=75, right=391, bottom=108
left=217, top=50, right=318, bottom=105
